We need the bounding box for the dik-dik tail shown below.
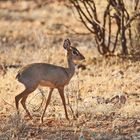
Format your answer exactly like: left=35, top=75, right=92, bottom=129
left=16, top=70, right=23, bottom=82
left=16, top=73, right=20, bottom=79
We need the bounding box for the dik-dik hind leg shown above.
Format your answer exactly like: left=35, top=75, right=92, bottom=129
left=40, top=88, right=54, bottom=123
left=15, top=86, right=37, bottom=118
left=15, top=88, right=29, bottom=113
left=58, top=87, right=69, bottom=120
left=21, top=95, right=32, bottom=119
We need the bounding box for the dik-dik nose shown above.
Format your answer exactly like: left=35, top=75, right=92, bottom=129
left=81, top=54, right=85, bottom=60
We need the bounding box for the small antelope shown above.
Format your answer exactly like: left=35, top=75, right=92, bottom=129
left=15, top=39, right=85, bottom=123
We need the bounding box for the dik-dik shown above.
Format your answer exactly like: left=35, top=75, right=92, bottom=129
left=15, top=39, right=85, bottom=123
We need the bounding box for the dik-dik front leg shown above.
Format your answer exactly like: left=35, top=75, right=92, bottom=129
left=58, top=87, right=69, bottom=120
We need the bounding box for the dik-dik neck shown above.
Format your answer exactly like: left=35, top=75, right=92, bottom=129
left=66, top=56, right=75, bottom=79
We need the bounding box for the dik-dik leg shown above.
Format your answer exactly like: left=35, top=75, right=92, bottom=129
left=15, top=86, right=37, bottom=119
left=40, top=88, right=54, bottom=123
left=58, top=87, right=69, bottom=120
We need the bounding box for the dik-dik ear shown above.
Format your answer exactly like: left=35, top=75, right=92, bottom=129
left=63, top=39, right=71, bottom=50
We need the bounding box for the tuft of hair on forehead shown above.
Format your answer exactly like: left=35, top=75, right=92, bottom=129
left=71, top=47, right=78, bottom=51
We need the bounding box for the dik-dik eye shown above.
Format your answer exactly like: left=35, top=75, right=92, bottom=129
left=72, top=50, right=79, bottom=55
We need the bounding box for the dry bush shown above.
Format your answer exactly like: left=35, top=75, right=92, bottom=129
left=70, top=0, right=140, bottom=55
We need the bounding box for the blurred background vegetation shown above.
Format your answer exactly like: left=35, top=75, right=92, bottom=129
left=0, top=0, right=139, bottom=57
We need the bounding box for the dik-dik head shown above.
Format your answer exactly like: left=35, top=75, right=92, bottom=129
left=63, top=39, right=85, bottom=61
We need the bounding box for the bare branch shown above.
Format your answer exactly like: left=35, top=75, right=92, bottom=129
left=82, top=0, right=93, bottom=20
left=134, top=0, right=140, bottom=10
left=95, top=37, right=104, bottom=55
left=107, top=9, right=111, bottom=49
left=74, top=1, right=93, bottom=24
left=103, top=3, right=111, bottom=48
left=125, top=12, right=140, bottom=29
left=71, top=0, right=96, bottom=33
left=112, top=28, right=120, bottom=53
left=87, top=0, right=99, bottom=22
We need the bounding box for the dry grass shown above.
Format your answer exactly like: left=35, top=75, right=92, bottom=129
left=0, top=1, right=140, bottom=139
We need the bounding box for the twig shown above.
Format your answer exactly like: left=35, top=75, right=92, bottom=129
left=125, top=12, right=140, bottom=29
left=1, top=98, right=15, bottom=108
